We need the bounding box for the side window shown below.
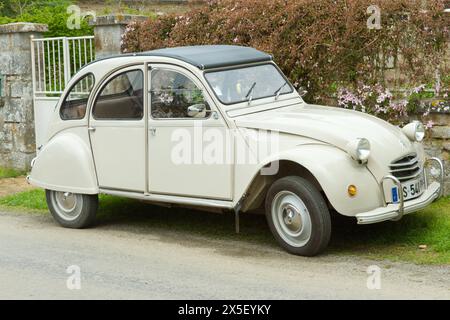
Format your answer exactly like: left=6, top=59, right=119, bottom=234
left=150, top=69, right=210, bottom=119
left=60, top=74, right=95, bottom=120
left=93, top=70, right=143, bottom=120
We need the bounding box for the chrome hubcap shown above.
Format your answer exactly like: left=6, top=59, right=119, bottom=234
left=282, top=204, right=303, bottom=234
left=272, top=191, right=312, bottom=247
left=52, top=191, right=82, bottom=221
left=55, top=192, right=77, bottom=212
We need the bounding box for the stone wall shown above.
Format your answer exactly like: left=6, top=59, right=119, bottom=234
left=89, top=15, right=147, bottom=60
left=0, top=23, right=48, bottom=170
left=424, top=112, right=450, bottom=195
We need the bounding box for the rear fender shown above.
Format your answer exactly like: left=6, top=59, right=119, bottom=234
left=29, top=127, right=98, bottom=194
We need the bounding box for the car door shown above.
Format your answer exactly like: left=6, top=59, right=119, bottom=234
left=89, top=66, right=146, bottom=192
left=148, top=64, right=233, bottom=200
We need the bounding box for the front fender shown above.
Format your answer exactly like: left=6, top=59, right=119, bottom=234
left=29, top=127, right=98, bottom=194
left=241, top=144, right=384, bottom=216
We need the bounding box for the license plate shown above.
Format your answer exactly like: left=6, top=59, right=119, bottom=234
left=391, top=175, right=425, bottom=203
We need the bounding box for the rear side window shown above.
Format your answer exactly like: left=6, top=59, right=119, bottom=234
left=93, top=70, right=143, bottom=120
left=60, top=74, right=95, bottom=120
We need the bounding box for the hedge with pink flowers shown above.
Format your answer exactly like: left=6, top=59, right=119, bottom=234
left=121, top=0, right=449, bottom=125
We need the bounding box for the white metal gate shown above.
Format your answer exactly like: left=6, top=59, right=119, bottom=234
left=31, top=35, right=95, bottom=148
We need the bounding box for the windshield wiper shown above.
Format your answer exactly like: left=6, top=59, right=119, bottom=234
left=274, top=81, right=288, bottom=100
left=245, top=82, right=257, bottom=104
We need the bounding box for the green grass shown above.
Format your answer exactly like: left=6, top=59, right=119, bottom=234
left=0, top=189, right=449, bottom=265
left=0, top=189, right=48, bottom=210
left=330, top=198, right=450, bottom=265
left=0, top=167, right=27, bottom=179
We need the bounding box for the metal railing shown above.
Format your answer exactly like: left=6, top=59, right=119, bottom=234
left=31, top=36, right=95, bottom=96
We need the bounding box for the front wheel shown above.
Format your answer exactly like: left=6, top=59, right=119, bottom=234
left=46, top=190, right=98, bottom=228
left=265, top=176, right=331, bottom=256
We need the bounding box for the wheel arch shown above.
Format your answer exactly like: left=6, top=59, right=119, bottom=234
left=28, top=127, right=99, bottom=194
left=240, top=144, right=382, bottom=216
left=241, top=159, right=328, bottom=213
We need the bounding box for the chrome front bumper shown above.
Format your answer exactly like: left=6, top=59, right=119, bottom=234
left=356, top=157, right=444, bottom=225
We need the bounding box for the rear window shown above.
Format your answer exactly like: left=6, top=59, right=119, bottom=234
left=60, top=74, right=95, bottom=120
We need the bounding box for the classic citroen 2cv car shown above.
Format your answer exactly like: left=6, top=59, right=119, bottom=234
left=28, top=45, right=444, bottom=256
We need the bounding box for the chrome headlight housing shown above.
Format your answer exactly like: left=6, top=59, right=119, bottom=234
left=402, top=121, right=425, bottom=142
left=345, top=138, right=371, bottom=164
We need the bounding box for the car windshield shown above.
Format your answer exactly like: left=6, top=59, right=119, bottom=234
left=204, top=64, right=293, bottom=105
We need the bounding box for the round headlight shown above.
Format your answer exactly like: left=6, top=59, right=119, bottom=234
left=415, top=122, right=425, bottom=142
left=403, top=121, right=425, bottom=142
left=345, top=138, right=371, bottom=163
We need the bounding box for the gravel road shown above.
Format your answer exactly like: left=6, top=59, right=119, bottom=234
left=0, top=210, right=449, bottom=300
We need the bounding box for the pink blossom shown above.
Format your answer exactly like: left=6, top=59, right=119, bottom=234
left=337, top=88, right=362, bottom=110
left=412, top=84, right=425, bottom=94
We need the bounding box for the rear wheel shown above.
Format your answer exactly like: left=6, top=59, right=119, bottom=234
left=265, top=176, right=331, bottom=256
left=46, top=190, right=98, bottom=228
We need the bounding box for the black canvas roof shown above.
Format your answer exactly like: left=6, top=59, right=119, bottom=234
left=136, top=45, right=273, bottom=70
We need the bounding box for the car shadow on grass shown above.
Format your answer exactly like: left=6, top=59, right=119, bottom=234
left=95, top=195, right=275, bottom=245
left=94, top=195, right=449, bottom=264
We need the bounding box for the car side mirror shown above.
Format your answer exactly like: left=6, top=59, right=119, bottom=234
left=187, top=104, right=207, bottom=117
left=298, top=87, right=308, bottom=97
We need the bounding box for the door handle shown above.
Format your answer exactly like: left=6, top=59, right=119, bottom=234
left=88, top=127, right=96, bottom=132
left=149, top=128, right=156, bottom=136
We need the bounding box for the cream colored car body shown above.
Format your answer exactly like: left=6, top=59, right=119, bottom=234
left=29, top=53, right=443, bottom=224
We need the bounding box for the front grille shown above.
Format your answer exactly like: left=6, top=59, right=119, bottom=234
left=389, top=153, right=422, bottom=182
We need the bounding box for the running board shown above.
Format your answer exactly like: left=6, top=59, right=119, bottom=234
left=99, top=188, right=234, bottom=210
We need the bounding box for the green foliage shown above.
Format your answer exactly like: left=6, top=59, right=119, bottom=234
left=0, top=167, right=26, bottom=179
left=0, top=0, right=93, bottom=37
left=191, top=88, right=205, bottom=104
left=0, top=16, right=14, bottom=25
left=1, top=0, right=63, bottom=16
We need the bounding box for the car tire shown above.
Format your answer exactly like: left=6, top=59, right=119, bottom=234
left=46, top=190, right=98, bottom=229
left=265, top=176, right=331, bottom=256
